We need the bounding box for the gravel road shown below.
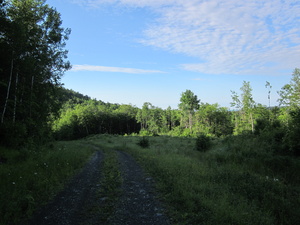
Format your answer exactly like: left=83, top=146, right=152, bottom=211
left=28, top=151, right=104, bottom=225
left=27, top=149, right=170, bottom=225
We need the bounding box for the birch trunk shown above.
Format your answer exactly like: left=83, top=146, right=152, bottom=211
left=13, top=72, right=19, bottom=123
left=1, top=58, right=13, bottom=124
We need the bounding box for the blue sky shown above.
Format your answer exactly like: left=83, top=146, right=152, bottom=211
left=47, top=0, right=300, bottom=109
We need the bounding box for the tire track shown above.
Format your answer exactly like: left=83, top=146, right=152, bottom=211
left=107, top=151, right=170, bottom=225
left=28, top=151, right=103, bottom=225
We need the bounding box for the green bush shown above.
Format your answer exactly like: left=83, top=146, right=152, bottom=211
left=137, top=137, right=150, bottom=148
left=195, top=134, right=211, bottom=151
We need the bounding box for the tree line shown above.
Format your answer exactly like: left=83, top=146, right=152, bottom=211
left=52, top=68, right=300, bottom=156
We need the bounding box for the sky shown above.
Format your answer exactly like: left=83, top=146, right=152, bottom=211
left=47, top=0, right=300, bottom=109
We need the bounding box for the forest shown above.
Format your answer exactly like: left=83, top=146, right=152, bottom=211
left=1, top=1, right=300, bottom=224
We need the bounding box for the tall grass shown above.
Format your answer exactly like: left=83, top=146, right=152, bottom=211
left=0, top=141, right=96, bottom=225
left=99, top=134, right=300, bottom=225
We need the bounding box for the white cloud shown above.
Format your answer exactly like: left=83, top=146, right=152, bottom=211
left=140, top=0, right=300, bottom=75
left=71, top=64, right=165, bottom=74
left=71, top=0, right=178, bottom=8
left=73, top=0, right=300, bottom=75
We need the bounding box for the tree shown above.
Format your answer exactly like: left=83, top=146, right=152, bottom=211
left=241, top=81, right=255, bottom=132
left=231, top=81, right=255, bottom=133
left=278, top=68, right=300, bottom=109
left=136, top=102, right=164, bottom=135
left=195, top=103, right=233, bottom=137
left=0, top=0, right=71, bottom=146
left=265, top=81, right=272, bottom=109
left=178, top=90, right=200, bottom=130
left=136, top=102, right=152, bottom=130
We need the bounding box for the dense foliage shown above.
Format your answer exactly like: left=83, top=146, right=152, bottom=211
left=0, top=0, right=70, bottom=146
left=51, top=69, right=300, bottom=156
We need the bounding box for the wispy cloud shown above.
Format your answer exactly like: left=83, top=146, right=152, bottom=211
left=71, top=64, right=165, bottom=74
left=72, top=0, right=300, bottom=75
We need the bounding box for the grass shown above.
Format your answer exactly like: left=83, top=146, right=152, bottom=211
left=86, top=134, right=300, bottom=225
left=1, top=134, right=299, bottom=224
left=0, top=141, right=97, bottom=225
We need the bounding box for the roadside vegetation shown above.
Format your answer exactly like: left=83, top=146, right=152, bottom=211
left=87, top=134, right=300, bottom=225
left=0, top=141, right=97, bottom=225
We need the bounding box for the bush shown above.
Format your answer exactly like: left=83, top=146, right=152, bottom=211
left=285, top=108, right=300, bottom=156
left=195, top=134, right=211, bottom=151
left=137, top=137, right=150, bottom=148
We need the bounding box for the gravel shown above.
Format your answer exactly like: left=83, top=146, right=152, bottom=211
left=107, top=151, right=170, bottom=225
left=28, top=151, right=103, bottom=225
left=27, top=149, right=170, bottom=225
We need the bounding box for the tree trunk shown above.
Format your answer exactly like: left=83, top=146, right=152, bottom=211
left=189, top=112, right=193, bottom=130
left=13, top=72, right=19, bottom=123
left=1, top=58, right=13, bottom=124
left=29, top=75, right=34, bottom=118
left=250, top=112, right=254, bottom=133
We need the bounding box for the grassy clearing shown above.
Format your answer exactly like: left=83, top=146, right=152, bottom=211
left=0, top=141, right=97, bottom=225
left=87, top=134, right=300, bottom=225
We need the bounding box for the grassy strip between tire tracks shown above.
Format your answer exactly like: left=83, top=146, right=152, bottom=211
left=85, top=142, right=122, bottom=224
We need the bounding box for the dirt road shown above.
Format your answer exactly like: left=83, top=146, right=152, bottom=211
left=28, top=149, right=170, bottom=225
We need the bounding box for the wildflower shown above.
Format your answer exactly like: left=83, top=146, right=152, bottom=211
left=12, top=182, right=15, bottom=185
left=34, top=172, right=38, bottom=175
left=20, top=176, right=22, bottom=179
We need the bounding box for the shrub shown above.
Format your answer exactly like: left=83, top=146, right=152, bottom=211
left=195, top=134, right=211, bottom=151
left=137, top=137, right=150, bottom=148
